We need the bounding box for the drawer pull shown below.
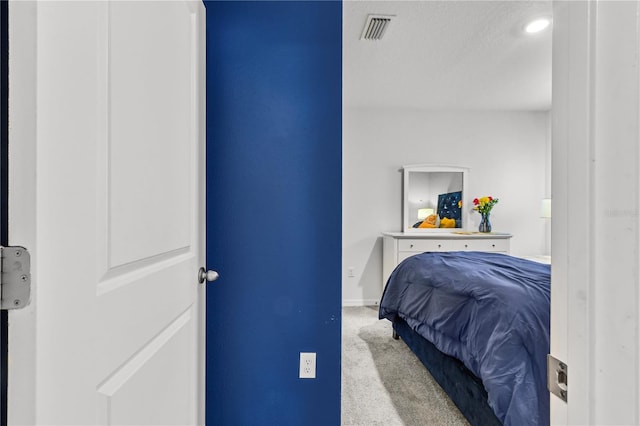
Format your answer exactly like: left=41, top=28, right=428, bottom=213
left=437, top=244, right=441, bottom=248
left=492, top=244, right=495, bottom=248
left=464, top=244, right=468, bottom=248
left=410, top=244, right=414, bottom=248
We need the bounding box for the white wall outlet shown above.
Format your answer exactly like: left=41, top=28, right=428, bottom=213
left=299, top=352, right=316, bottom=379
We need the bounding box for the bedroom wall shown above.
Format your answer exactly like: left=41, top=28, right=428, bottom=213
left=343, top=107, right=550, bottom=305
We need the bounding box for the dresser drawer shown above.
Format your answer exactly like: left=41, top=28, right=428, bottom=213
left=451, top=239, right=509, bottom=252
left=398, top=239, right=452, bottom=252
left=397, top=251, right=418, bottom=263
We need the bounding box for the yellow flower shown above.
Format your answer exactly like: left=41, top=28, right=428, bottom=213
left=472, top=195, right=499, bottom=214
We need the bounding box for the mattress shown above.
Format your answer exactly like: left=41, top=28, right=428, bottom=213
left=392, top=317, right=502, bottom=426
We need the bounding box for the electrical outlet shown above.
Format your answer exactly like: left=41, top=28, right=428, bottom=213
left=299, top=352, right=316, bottom=379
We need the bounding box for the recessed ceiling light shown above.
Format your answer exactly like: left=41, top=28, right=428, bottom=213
left=525, top=18, right=551, bottom=34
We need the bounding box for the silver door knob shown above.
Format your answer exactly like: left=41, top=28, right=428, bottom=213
left=198, top=267, right=219, bottom=283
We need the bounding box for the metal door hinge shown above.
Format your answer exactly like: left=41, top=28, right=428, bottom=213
left=0, top=246, right=31, bottom=310
left=548, top=354, right=568, bottom=402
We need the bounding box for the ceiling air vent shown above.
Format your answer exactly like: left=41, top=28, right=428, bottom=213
left=360, top=14, right=395, bottom=41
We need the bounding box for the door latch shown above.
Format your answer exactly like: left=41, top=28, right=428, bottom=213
left=548, top=354, right=568, bottom=402
left=1, top=246, right=31, bottom=310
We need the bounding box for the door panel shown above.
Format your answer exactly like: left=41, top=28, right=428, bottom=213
left=107, top=1, right=193, bottom=267
left=7, top=1, right=205, bottom=424
left=96, top=310, right=194, bottom=426
left=551, top=1, right=640, bottom=424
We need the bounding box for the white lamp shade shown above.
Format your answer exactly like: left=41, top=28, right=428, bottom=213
left=417, top=208, right=434, bottom=220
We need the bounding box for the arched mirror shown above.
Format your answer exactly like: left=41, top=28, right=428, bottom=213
left=403, top=164, right=469, bottom=232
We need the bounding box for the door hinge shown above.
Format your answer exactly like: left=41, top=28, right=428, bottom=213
left=548, top=354, right=568, bottom=402
left=0, top=246, right=31, bottom=310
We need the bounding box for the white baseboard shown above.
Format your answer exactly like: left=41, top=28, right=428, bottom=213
left=342, top=299, right=380, bottom=307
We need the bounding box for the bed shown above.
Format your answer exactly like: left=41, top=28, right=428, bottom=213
left=379, top=251, right=550, bottom=426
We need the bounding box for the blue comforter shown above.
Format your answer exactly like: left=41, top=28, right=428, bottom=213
left=379, top=251, right=550, bottom=426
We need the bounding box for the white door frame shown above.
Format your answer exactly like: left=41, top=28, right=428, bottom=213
left=7, top=3, right=37, bottom=422
left=551, top=1, right=640, bottom=423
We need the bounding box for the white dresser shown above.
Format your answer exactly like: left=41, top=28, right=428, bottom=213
left=382, top=232, right=513, bottom=289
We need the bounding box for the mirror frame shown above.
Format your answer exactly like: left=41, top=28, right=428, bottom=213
left=402, top=164, right=470, bottom=233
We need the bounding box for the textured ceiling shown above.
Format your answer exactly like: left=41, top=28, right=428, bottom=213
left=343, top=0, right=552, bottom=110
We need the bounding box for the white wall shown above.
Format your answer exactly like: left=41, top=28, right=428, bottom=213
left=342, top=107, right=550, bottom=305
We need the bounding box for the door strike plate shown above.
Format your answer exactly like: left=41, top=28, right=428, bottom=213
left=1, top=246, right=31, bottom=310
left=548, top=354, right=568, bottom=402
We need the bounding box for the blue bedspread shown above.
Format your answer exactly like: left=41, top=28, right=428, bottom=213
left=379, top=251, right=550, bottom=426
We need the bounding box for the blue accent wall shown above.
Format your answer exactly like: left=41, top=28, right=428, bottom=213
left=205, top=2, right=342, bottom=425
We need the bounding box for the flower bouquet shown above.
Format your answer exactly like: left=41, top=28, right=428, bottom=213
left=473, top=196, right=499, bottom=232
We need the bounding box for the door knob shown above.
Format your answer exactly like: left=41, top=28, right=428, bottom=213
left=198, top=267, right=219, bottom=283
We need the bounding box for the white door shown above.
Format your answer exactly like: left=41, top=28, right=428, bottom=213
left=551, top=1, right=640, bottom=424
left=7, top=1, right=206, bottom=424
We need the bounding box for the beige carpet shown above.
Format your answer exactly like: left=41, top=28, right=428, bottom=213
left=341, top=306, right=469, bottom=426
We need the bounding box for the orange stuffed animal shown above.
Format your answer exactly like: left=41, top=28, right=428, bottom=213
left=418, top=214, right=438, bottom=228
left=439, top=217, right=456, bottom=228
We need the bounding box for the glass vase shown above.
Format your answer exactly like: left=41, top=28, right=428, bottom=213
left=479, top=213, right=492, bottom=233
